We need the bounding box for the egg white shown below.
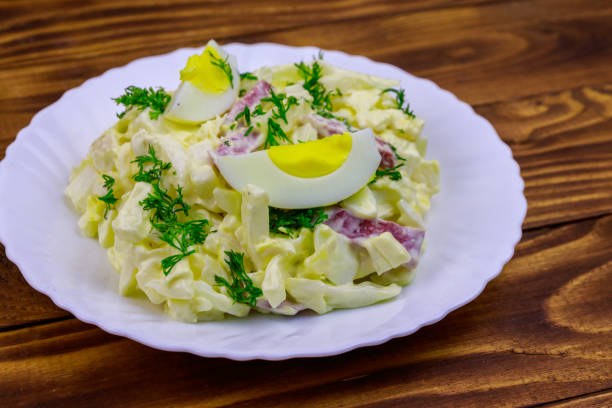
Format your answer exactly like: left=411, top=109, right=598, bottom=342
left=165, top=40, right=240, bottom=124
left=213, top=128, right=382, bottom=209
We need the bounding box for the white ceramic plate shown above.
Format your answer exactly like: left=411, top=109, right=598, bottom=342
left=0, top=43, right=526, bottom=360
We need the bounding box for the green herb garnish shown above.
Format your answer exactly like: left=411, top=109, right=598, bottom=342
left=269, top=207, right=328, bottom=237
left=381, top=88, right=415, bottom=119
left=234, top=105, right=265, bottom=129
left=235, top=106, right=252, bottom=126
left=295, top=61, right=333, bottom=112
left=295, top=60, right=348, bottom=127
left=139, top=183, right=190, bottom=224
left=369, top=164, right=404, bottom=185
left=239, top=89, right=247, bottom=97
left=113, top=86, right=171, bottom=120
left=261, top=90, right=299, bottom=124
left=252, top=104, right=264, bottom=116
left=215, top=251, right=262, bottom=306
left=265, top=118, right=291, bottom=148
left=133, top=146, right=211, bottom=275
left=152, top=218, right=211, bottom=275
left=208, top=50, right=234, bottom=89
left=240, top=72, right=258, bottom=81
left=132, top=145, right=172, bottom=184
left=389, top=143, right=406, bottom=161
left=98, top=174, right=117, bottom=219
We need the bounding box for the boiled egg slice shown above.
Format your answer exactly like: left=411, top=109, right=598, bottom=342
left=165, top=40, right=240, bottom=124
left=213, top=129, right=382, bottom=209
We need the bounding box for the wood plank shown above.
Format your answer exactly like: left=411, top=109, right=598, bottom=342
left=1, top=214, right=610, bottom=408
left=475, top=83, right=612, bottom=229
left=0, top=244, right=70, bottom=329
left=538, top=389, right=612, bottom=407
left=0, top=0, right=611, bottom=115
left=253, top=1, right=612, bottom=106
left=0, top=0, right=499, bottom=73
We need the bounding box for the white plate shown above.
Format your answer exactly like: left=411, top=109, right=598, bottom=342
left=0, top=43, right=526, bottom=360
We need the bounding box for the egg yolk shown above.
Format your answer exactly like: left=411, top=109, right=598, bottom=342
left=180, top=45, right=231, bottom=94
left=268, top=132, right=352, bottom=178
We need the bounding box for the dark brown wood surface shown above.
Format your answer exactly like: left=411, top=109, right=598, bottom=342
left=1, top=1, right=611, bottom=407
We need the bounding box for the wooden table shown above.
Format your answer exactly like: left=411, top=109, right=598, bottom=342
left=1, top=1, right=611, bottom=406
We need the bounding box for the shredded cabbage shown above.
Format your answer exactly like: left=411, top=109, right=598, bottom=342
left=65, top=61, right=440, bottom=322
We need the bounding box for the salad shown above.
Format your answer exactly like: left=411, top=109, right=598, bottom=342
left=64, top=40, right=440, bottom=322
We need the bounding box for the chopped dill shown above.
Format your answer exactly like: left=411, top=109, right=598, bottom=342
left=139, top=183, right=190, bottom=224
left=369, top=164, right=404, bottom=185
left=215, top=251, right=262, bottom=306
left=265, top=118, right=291, bottom=148
left=240, top=72, right=258, bottom=81
left=152, top=218, right=211, bottom=275
left=133, top=145, right=211, bottom=275
left=208, top=50, right=234, bottom=88
left=261, top=90, right=299, bottom=124
left=132, top=145, right=172, bottom=184
left=389, top=143, right=407, bottom=161
left=381, top=88, right=415, bottom=119
left=112, top=86, right=171, bottom=120
left=98, top=174, right=117, bottom=219
left=295, top=61, right=332, bottom=112
left=269, top=207, right=328, bottom=237
left=234, top=105, right=252, bottom=126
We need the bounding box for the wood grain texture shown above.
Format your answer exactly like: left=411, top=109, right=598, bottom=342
left=1, top=215, right=611, bottom=408
left=1, top=0, right=611, bottom=407
left=540, top=389, right=612, bottom=407
left=0, top=244, right=70, bottom=329
left=476, top=84, right=612, bottom=229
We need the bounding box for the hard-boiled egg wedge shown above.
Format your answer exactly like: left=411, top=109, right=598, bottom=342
left=165, top=40, right=240, bottom=124
left=213, top=129, right=382, bottom=209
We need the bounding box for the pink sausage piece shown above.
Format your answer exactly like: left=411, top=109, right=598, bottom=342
left=214, top=80, right=273, bottom=157
left=306, top=113, right=398, bottom=168
left=325, top=207, right=424, bottom=269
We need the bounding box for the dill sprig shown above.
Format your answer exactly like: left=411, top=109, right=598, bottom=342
left=98, top=174, right=118, bottom=219
left=132, top=145, right=172, bottom=184
left=369, top=164, right=404, bottom=185
left=132, top=146, right=211, bottom=275
left=112, top=86, right=171, bottom=120
left=265, top=118, right=291, bottom=148
left=295, top=61, right=333, bottom=112
left=215, top=251, right=262, bottom=307
left=234, top=106, right=252, bottom=126
left=152, top=218, right=211, bottom=275
left=381, top=88, right=415, bottom=119
left=208, top=50, right=234, bottom=89
left=269, top=207, right=328, bottom=237
left=389, top=143, right=407, bottom=161
left=140, top=184, right=190, bottom=223
left=240, top=72, right=258, bottom=81
left=261, top=89, right=299, bottom=124
left=294, top=61, right=349, bottom=128
left=234, top=105, right=265, bottom=128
